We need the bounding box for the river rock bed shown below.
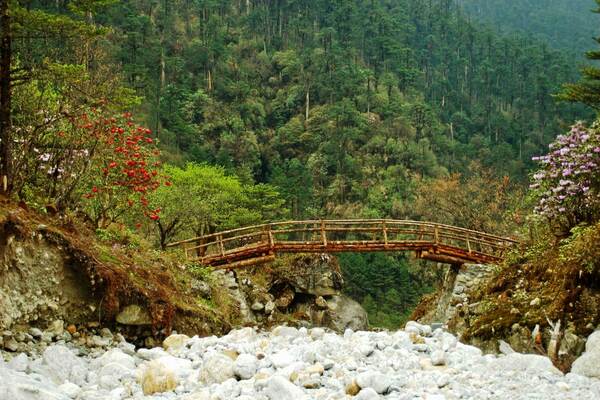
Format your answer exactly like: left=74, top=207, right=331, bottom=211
left=1, top=322, right=599, bottom=400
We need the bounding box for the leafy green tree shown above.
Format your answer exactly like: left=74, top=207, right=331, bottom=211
left=149, top=163, right=287, bottom=248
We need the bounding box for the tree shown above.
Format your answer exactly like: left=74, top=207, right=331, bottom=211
left=413, top=162, right=522, bottom=234
left=149, top=163, right=287, bottom=248
left=0, top=0, right=118, bottom=195
left=559, top=1, right=600, bottom=109
left=531, top=121, right=600, bottom=231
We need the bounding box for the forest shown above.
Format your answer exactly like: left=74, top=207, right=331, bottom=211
left=1, top=0, right=600, bottom=328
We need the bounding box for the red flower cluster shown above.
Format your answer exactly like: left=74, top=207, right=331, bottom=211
left=79, top=111, right=168, bottom=222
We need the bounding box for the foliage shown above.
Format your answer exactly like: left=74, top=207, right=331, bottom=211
left=531, top=122, right=600, bottom=229
left=558, top=222, right=600, bottom=274
left=558, top=0, right=600, bottom=109
left=339, top=253, right=433, bottom=329
left=148, top=163, right=287, bottom=248
left=414, top=162, right=523, bottom=234
left=458, top=0, right=597, bottom=55
left=80, top=110, right=165, bottom=227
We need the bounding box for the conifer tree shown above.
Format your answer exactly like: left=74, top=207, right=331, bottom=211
left=559, top=0, right=600, bottom=109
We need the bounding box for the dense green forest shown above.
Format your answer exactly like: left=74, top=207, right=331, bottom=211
left=1, top=0, right=598, bottom=328
left=458, top=0, right=598, bottom=55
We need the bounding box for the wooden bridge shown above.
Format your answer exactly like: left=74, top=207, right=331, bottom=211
left=167, top=220, right=518, bottom=269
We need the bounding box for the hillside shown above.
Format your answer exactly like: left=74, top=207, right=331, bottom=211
left=458, top=0, right=598, bottom=55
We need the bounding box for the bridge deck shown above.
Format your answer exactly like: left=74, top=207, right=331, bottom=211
left=167, top=220, right=519, bottom=269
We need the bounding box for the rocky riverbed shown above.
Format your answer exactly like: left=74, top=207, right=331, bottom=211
left=1, top=322, right=600, bottom=400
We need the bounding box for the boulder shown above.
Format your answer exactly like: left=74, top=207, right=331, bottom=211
left=163, top=334, right=190, bottom=352
left=492, top=353, right=562, bottom=375
left=138, top=359, right=178, bottom=395
left=326, top=295, right=368, bottom=332
left=571, top=352, right=600, bottom=379
left=199, top=354, right=235, bottom=384
left=277, top=254, right=343, bottom=297
left=571, top=330, right=600, bottom=379
left=116, top=305, right=152, bottom=326
left=233, top=354, right=258, bottom=380
left=264, top=375, right=308, bottom=400
left=356, top=388, right=380, bottom=400
left=584, top=330, right=600, bottom=353
left=42, top=345, right=87, bottom=385
left=356, top=371, right=391, bottom=394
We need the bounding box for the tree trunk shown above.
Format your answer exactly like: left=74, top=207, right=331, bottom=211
left=0, top=0, right=11, bottom=194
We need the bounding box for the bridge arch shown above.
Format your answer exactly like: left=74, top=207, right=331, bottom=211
left=167, top=220, right=518, bottom=269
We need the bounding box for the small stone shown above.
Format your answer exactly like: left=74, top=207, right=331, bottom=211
left=530, top=297, right=541, bottom=307
left=510, top=307, right=520, bottom=315
left=4, top=337, right=19, bottom=352
left=199, top=354, right=235, bottom=384
left=431, top=350, right=447, bottom=366
left=306, top=363, right=324, bottom=375
left=346, top=380, right=361, bottom=396
left=47, top=320, right=64, bottom=337
left=264, top=375, right=308, bottom=400
left=41, top=331, right=54, bottom=343
left=29, top=327, right=43, bottom=338
left=251, top=302, right=265, bottom=311
left=264, top=301, right=276, bottom=314
left=310, top=328, right=325, bottom=340
left=315, top=296, right=328, bottom=309
left=100, top=328, right=113, bottom=339
left=356, top=371, right=391, bottom=394
left=163, top=334, right=190, bottom=351
left=7, top=353, right=28, bottom=371
left=302, top=378, right=321, bottom=389
left=139, top=359, right=178, bottom=395
left=116, top=304, right=152, bottom=326
left=91, top=335, right=111, bottom=347
left=234, top=354, right=258, bottom=380
left=66, top=325, right=77, bottom=335
left=58, top=382, right=81, bottom=399
left=356, top=388, right=380, bottom=400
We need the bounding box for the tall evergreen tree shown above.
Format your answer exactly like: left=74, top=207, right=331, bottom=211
left=559, top=0, right=600, bottom=110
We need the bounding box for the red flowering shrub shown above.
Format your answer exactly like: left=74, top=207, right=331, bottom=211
left=78, top=110, right=168, bottom=227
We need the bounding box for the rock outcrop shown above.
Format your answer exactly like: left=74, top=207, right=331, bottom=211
left=223, top=253, right=369, bottom=332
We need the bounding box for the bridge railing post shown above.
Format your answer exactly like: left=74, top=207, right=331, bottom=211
left=267, top=224, right=274, bottom=249
left=320, top=220, right=327, bottom=247
left=217, top=234, right=225, bottom=257
left=382, top=220, right=388, bottom=248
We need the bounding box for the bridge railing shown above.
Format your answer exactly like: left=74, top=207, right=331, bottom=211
left=166, top=220, right=518, bottom=266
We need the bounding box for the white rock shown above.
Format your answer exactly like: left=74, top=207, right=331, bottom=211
left=199, top=354, right=235, bottom=384
left=356, top=387, right=380, bottom=400
left=58, top=382, right=81, bottom=399
left=98, top=362, right=134, bottom=389
left=431, top=350, right=446, bottom=366
left=234, top=354, right=258, bottom=380
left=7, top=353, right=28, bottom=372
left=42, top=345, right=87, bottom=385
left=309, top=328, right=325, bottom=340
left=493, top=353, right=562, bottom=375
left=271, top=351, right=295, bottom=369
left=264, top=375, right=308, bottom=400
left=584, top=330, right=600, bottom=353
left=356, top=371, right=391, bottom=394
left=138, top=358, right=178, bottom=395
left=91, top=348, right=136, bottom=370
left=571, top=351, right=600, bottom=379
left=163, top=334, right=190, bottom=352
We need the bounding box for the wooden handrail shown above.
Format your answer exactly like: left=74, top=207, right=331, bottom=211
left=166, top=219, right=519, bottom=269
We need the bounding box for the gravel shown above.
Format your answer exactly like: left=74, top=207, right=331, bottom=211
left=1, top=322, right=600, bottom=400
